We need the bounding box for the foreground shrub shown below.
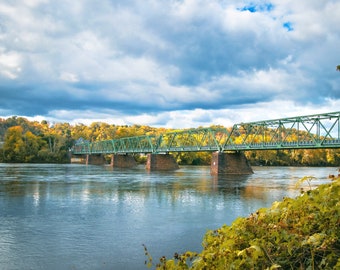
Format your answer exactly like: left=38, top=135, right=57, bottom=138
left=147, top=177, right=340, bottom=269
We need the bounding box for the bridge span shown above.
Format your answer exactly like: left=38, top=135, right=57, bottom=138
left=71, top=111, right=340, bottom=174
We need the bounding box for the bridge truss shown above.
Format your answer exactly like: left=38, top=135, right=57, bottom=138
left=71, top=111, right=340, bottom=155
left=223, top=111, right=340, bottom=151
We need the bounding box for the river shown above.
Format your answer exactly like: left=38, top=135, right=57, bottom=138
left=0, top=163, right=334, bottom=270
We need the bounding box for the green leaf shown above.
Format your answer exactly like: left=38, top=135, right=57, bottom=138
left=295, top=176, right=316, bottom=190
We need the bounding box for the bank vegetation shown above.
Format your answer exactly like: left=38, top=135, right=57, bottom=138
left=0, top=116, right=339, bottom=166
left=145, top=177, right=340, bottom=269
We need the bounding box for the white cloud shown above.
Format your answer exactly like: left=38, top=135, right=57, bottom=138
left=60, top=72, right=79, bottom=82
left=21, top=97, right=340, bottom=129
left=0, top=49, right=22, bottom=79
left=0, top=0, right=339, bottom=128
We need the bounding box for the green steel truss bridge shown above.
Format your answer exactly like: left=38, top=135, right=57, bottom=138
left=72, top=111, right=340, bottom=155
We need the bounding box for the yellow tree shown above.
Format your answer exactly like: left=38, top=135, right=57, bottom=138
left=3, top=126, right=25, bottom=162
left=24, top=131, right=45, bottom=162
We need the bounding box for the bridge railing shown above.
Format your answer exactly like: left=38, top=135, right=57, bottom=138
left=223, top=139, right=340, bottom=151
left=71, top=111, right=340, bottom=155
left=221, top=111, right=340, bottom=151
left=155, top=128, right=227, bottom=153
left=71, top=128, right=229, bottom=155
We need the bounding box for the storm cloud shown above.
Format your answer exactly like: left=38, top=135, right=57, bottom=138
left=0, top=0, right=339, bottom=127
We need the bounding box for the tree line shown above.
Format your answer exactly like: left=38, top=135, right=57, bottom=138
left=0, top=116, right=339, bottom=166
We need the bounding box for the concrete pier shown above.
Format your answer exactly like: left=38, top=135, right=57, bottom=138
left=70, top=155, right=87, bottom=164
left=110, top=154, right=137, bottom=168
left=146, top=154, right=179, bottom=171
left=210, top=152, right=253, bottom=175
left=85, top=154, right=107, bottom=165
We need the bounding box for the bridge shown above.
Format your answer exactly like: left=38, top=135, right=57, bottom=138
left=71, top=111, right=340, bottom=174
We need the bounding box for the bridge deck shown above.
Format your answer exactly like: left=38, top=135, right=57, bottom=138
left=71, top=111, right=340, bottom=155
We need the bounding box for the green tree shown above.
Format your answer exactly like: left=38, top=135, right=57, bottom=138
left=337, top=65, right=340, bottom=72
left=23, top=131, right=45, bottom=162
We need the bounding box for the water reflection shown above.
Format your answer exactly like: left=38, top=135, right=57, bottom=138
left=0, top=164, right=333, bottom=270
left=1, top=166, right=332, bottom=211
left=212, top=174, right=250, bottom=191
left=0, top=165, right=329, bottom=206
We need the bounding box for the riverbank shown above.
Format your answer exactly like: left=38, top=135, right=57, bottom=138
left=152, top=177, right=340, bottom=269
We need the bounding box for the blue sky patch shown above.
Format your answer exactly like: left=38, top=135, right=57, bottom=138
left=283, top=22, right=294, bottom=31
left=239, top=3, right=274, bottom=13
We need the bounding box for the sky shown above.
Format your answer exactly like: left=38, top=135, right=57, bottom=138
left=0, top=0, right=340, bottom=128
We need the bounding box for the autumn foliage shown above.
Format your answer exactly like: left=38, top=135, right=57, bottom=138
left=148, top=177, right=340, bottom=269
left=0, top=116, right=340, bottom=166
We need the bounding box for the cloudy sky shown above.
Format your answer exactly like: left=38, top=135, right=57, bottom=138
left=0, top=0, right=339, bottom=128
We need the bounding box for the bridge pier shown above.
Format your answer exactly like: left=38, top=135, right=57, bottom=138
left=85, top=154, right=107, bottom=165
left=70, top=154, right=87, bottom=164
left=146, top=154, right=179, bottom=171
left=210, top=152, right=253, bottom=175
left=110, top=154, right=137, bottom=168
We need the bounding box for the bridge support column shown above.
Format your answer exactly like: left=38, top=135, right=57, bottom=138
left=110, top=154, right=137, bottom=168
left=210, top=152, right=253, bottom=175
left=70, top=154, right=87, bottom=164
left=86, top=154, right=107, bottom=165
left=146, top=154, right=179, bottom=171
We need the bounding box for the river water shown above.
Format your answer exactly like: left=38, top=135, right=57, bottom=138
left=0, top=164, right=334, bottom=270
